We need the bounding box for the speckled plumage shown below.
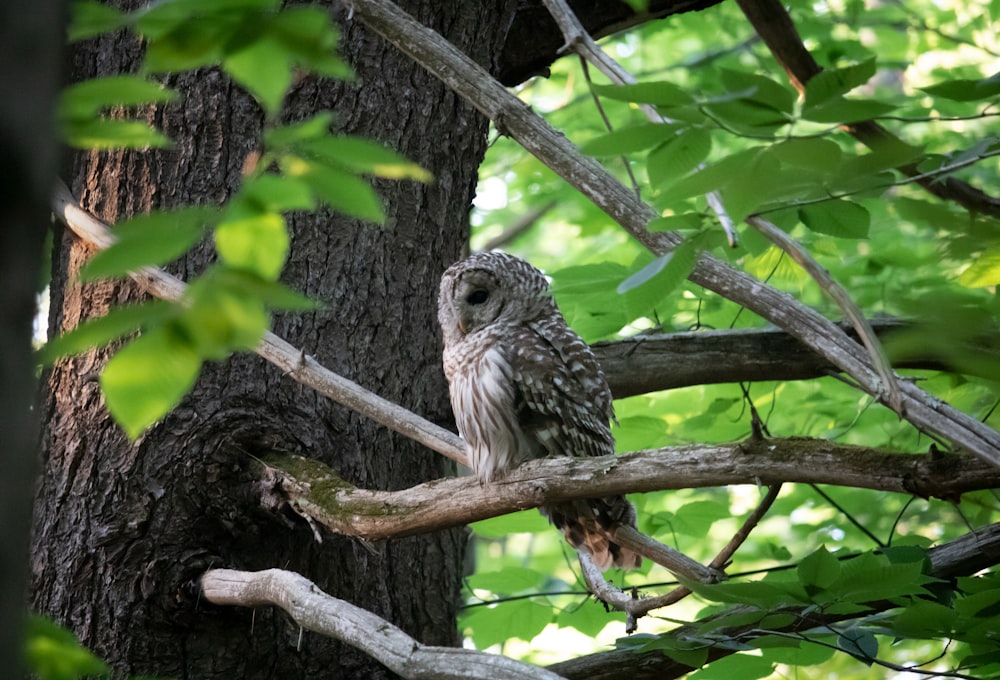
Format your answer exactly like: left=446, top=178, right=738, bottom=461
left=438, top=251, right=640, bottom=571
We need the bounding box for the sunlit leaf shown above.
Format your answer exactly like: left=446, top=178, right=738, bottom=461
left=580, top=123, right=680, bottom=156
left=80, top=206, right=215, bottom=280
left=215, top=205, right=289, bottom=280
left=224, top=37, right=292, bottom=116
left=592, top=81, right=694, bottom=107
left=467, top=567, right=544, bottom=594
left=39, top=301, right=174, bottom=364
left=958, top=245, right=1000, bottom=287
left=299, top=136, right=432, bottom=182
left=283, top=157, right=385, bottom=223
left=25, top=615, right=110, bottom=680
left=461, top=599, right=552, bottom=648
left=101, top=326, right=202, bottom=439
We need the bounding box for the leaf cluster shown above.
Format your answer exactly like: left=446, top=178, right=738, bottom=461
left=46, top=1, right=431, bottom=437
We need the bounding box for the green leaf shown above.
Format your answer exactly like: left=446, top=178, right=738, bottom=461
left=771, top=138, right=843, bottom=173
left=670, top=499, right=730, bottom=536
left=580, top=123, right=680, bottom=156
left=284, top=157, right=385, bottom=223
left=804, top=58, right=877, bottom=106
left=59, top=75, right=178, bottom=119
left=719, top=69, right=796, bottom=113
left=25, top=615, right=109, bottom=680
left=617, top=239, right=698, bottom=303
left=797, top=546, right=841, bottom=593
left=687, top=652, right=774, bottom=680
left=180, top=269, right=270, bottom=357
left=39, top=301, right=174, bottom=364
left=647, top=213, right=704, bottom=233
left=467, top=567, right=544, bottom=594
left=921, top=73, right=1000, bottom=102
left=243, top=174, right=316, bottom=213
left=60, top=119, right=172, bottom=150
left=101, top=326, right=202, bottom=439
left=224, top=37, right=292, bottom=116
left=802, top=97, right=897, bottom=123
left=215, top=205, right=290, bottom=280
left=592, top=81, right=694, bottom=107
left=958, top=244, right=1000, bottom=287
left=665, top=147, right=760, bottom=201
left=836, top=628, right=878, bottom=665
left=299, top=136, right=433, bottom=182
left=799, top=199, right=870, bottom=239
left=690, top=580, right=809, bottom=607
left=80, top=206, right=215, bottom=280
left=471, top=510, right=551, bottom=538
left=461, top=599, right=552, bottom=649
left=267, top=7, right=352, bottom=80
left=223, top=272, right=320, bottom=311
left=68, top=0, right=127, bottom=41
left=265, top=112, right=336, bottom=148
left=647, top=127, right=712, bottom=188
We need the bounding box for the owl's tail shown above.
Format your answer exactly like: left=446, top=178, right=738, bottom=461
left=542, top=496, right=642, bottom=571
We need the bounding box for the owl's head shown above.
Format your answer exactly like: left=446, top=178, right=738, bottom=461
left=438, top=252, right=552, bottom=340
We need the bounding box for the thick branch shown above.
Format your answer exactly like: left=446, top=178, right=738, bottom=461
left=261, top=440, right=999, bottom=541
left=593, top=320, right=995, bottom=398
left=348, top=0, right=1000, bottom=465
left=549, top=522, right=1000, bottom=680
left=497, top=0, right=726, bottom=86
left=200, top=569, right=562, bottom=680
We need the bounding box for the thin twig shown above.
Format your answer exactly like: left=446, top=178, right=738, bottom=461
left=612, top=525, right=724, bottom=583
left=746, top=215, right=903, bottom=414
left=541, top=0, right=738, bottom=246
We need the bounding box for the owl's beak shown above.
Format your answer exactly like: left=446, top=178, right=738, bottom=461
left=457, top=318, right=467, bottom=334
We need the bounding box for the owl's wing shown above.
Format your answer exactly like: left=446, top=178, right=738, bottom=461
left=507, top=317, right=615, bottom=460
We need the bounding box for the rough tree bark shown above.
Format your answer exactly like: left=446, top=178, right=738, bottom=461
left=30, top=2, right=513, bottom=677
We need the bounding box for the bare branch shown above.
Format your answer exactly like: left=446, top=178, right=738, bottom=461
left=347, top=0, right=1000, bottom=465
left=200, top=569, right=562, bottom=680
left=746, top=215, right=902, bottom=413
left=260, top=440, right=999, bottom=541
left=541, top=0, right=738, bottom=246
left=51, top=180, right=468, bottom=466
left=593, top=320, right=998, bottom=398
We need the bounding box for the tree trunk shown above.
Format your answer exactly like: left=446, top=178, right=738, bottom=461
left=30, top=2, right=512, bottom=676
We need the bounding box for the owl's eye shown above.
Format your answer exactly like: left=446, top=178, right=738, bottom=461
left=466, top=289, right=489, bottom=305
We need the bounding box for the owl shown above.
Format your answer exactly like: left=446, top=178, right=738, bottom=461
left=438, top=251, right=641, bottom=571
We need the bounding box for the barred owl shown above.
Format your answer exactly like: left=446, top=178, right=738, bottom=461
left=438, top=251, right=641, bottom=571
